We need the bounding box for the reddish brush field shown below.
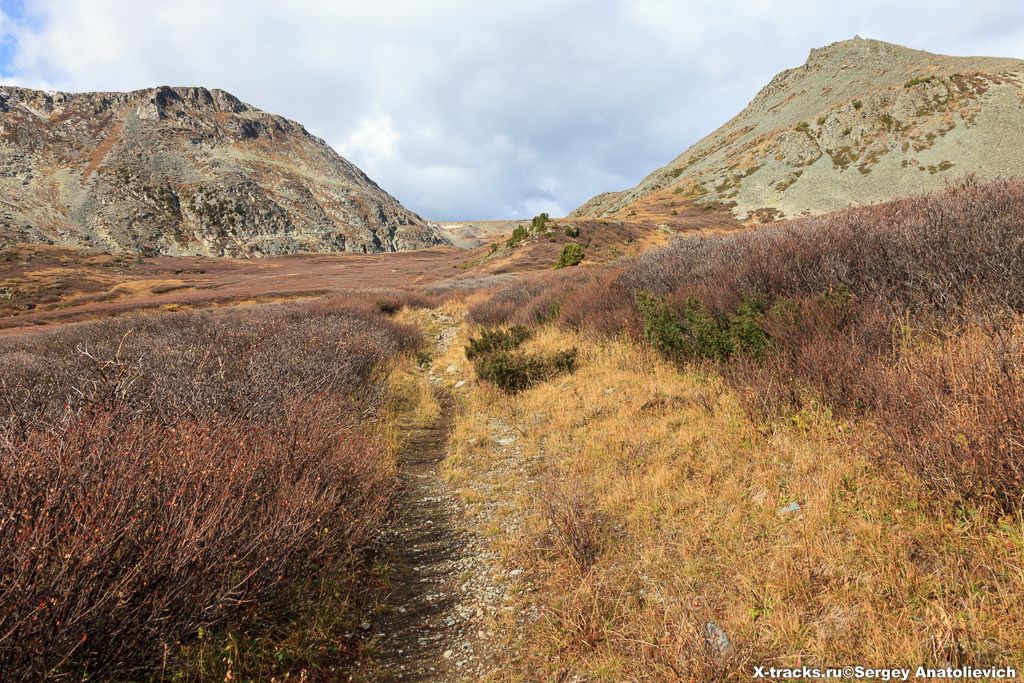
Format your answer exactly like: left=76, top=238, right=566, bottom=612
left=0, top=297, right=424, bottom=678
left=0, top=244, right=469, bottom=332
left=0, top=214, right=691, bottom=333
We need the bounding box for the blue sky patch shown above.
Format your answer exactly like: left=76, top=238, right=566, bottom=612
left=0, top=0, right=26, bottom=76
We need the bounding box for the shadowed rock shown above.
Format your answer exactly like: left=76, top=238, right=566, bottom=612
left=0, top=85, right=449, bottom=256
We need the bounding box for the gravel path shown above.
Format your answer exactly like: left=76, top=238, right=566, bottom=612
left=356, top=316, right=507, bottom=682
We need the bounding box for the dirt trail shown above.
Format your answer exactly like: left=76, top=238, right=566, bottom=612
left=358, top=317, right=500, bottom=681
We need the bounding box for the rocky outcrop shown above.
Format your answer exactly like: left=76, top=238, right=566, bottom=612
left=0, top=85, right=448, bottom=256
left=572, top=37, right=1024, bottom=223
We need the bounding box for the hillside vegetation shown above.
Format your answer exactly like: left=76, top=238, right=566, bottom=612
left=442, top=178, right=1024, bottom=678
left=2, top=178, right=1023, bottom=680
left=473, top=177, right=1024, bottom=507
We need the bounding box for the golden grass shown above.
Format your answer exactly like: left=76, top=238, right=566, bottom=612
left=390, top=309, right=443, bottom=427
left=443, top=321, right=1024, bottom=680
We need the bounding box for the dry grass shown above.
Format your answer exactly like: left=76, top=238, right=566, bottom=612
left=443, top=323, right=1024, bottom=680
left=466, top=178, right=1024, bottom=510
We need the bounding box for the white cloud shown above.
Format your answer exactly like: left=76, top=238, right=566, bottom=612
left=339, top=112, right=400, bottom=165
left=1, top=0, right=1022, bottom=219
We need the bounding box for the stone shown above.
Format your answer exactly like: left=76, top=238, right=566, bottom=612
left=777, top=501, right=801, bottom=516
left=703, top=621, right=733, bottom=656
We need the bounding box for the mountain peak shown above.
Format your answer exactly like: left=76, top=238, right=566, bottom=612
left=801, top=37, right=939, bottom=76
left=0, top=84, right=448, bottom=257
left=573, top=39, right=1024, bottom=223
left=810, top=35, right=906, bottom=57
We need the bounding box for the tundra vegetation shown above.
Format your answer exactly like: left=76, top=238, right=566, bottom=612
left=468, top=177, right=1024, bottom=505
left=451, top=177, right=1024, bottom=678
left=0, top=296, right=426, bottom=679
left=3, top=178, right=1024, bottom=681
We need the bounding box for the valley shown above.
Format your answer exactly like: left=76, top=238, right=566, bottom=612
left=5, top=178, right=1023, bottom=680
left=2, top=33, right=1024, bottom=683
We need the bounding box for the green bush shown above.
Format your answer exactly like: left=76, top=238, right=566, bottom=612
left=464, top=325, right=532, bottom=359
left=531, top=213, right=551, bottom=232
left=683, top=299, right=733, bottom=361
left=473, top=348, right=577, bottom=393
left=564, top=224, right=580, bottom=238
left=635, top=291, right=688, bottom=358
left=634, top=291, right=770, bottom=362
left=507, top=225, right=529, bottom=248
left=466, top=323, right=577, bottom=393
left=554, top=243, right=585, bottom=269
left=551, top=349, right=577, bottom=374
left=728, top=296, right=771, bottom=358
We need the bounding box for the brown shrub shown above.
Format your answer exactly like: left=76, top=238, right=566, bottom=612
left=540, top=480, right=610, bottom=573
left=558, top=267, right=643, bottom=339
left=0, top=406, right=391, bottom=677
left=725, top=295, right=895, bottom=418
left=472, top=177, right=1024, bottom=333
left=465, top=280, right=534, bottom=325
left=876, top=321, right=1024, bottom=507
left=622, top=176, right=1024, bottom=318
left=370, top=288, right=436, bottom=314
left=0, top=297, right=422, bottom=678
left=467, top=268, right=590, bottom=327
left=0, top=297, right=422, bottom=435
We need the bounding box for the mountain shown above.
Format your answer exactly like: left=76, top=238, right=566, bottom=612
left=0, top=85, right=448, bottom=256
left=572, top=37, right=1024, bottom=223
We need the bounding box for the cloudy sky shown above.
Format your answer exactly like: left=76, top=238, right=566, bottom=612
left=1, top=0, right=1022, bottom=220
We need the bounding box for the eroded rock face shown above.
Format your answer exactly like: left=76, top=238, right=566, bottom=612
left=0, top=85, right=448, bottom=256
left=572, top=37, right=1024, bottom=223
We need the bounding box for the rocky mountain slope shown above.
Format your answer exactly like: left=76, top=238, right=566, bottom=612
left=573, top=37, right=1024, bottom=223
left=0, top=85, right=448, bottom=256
